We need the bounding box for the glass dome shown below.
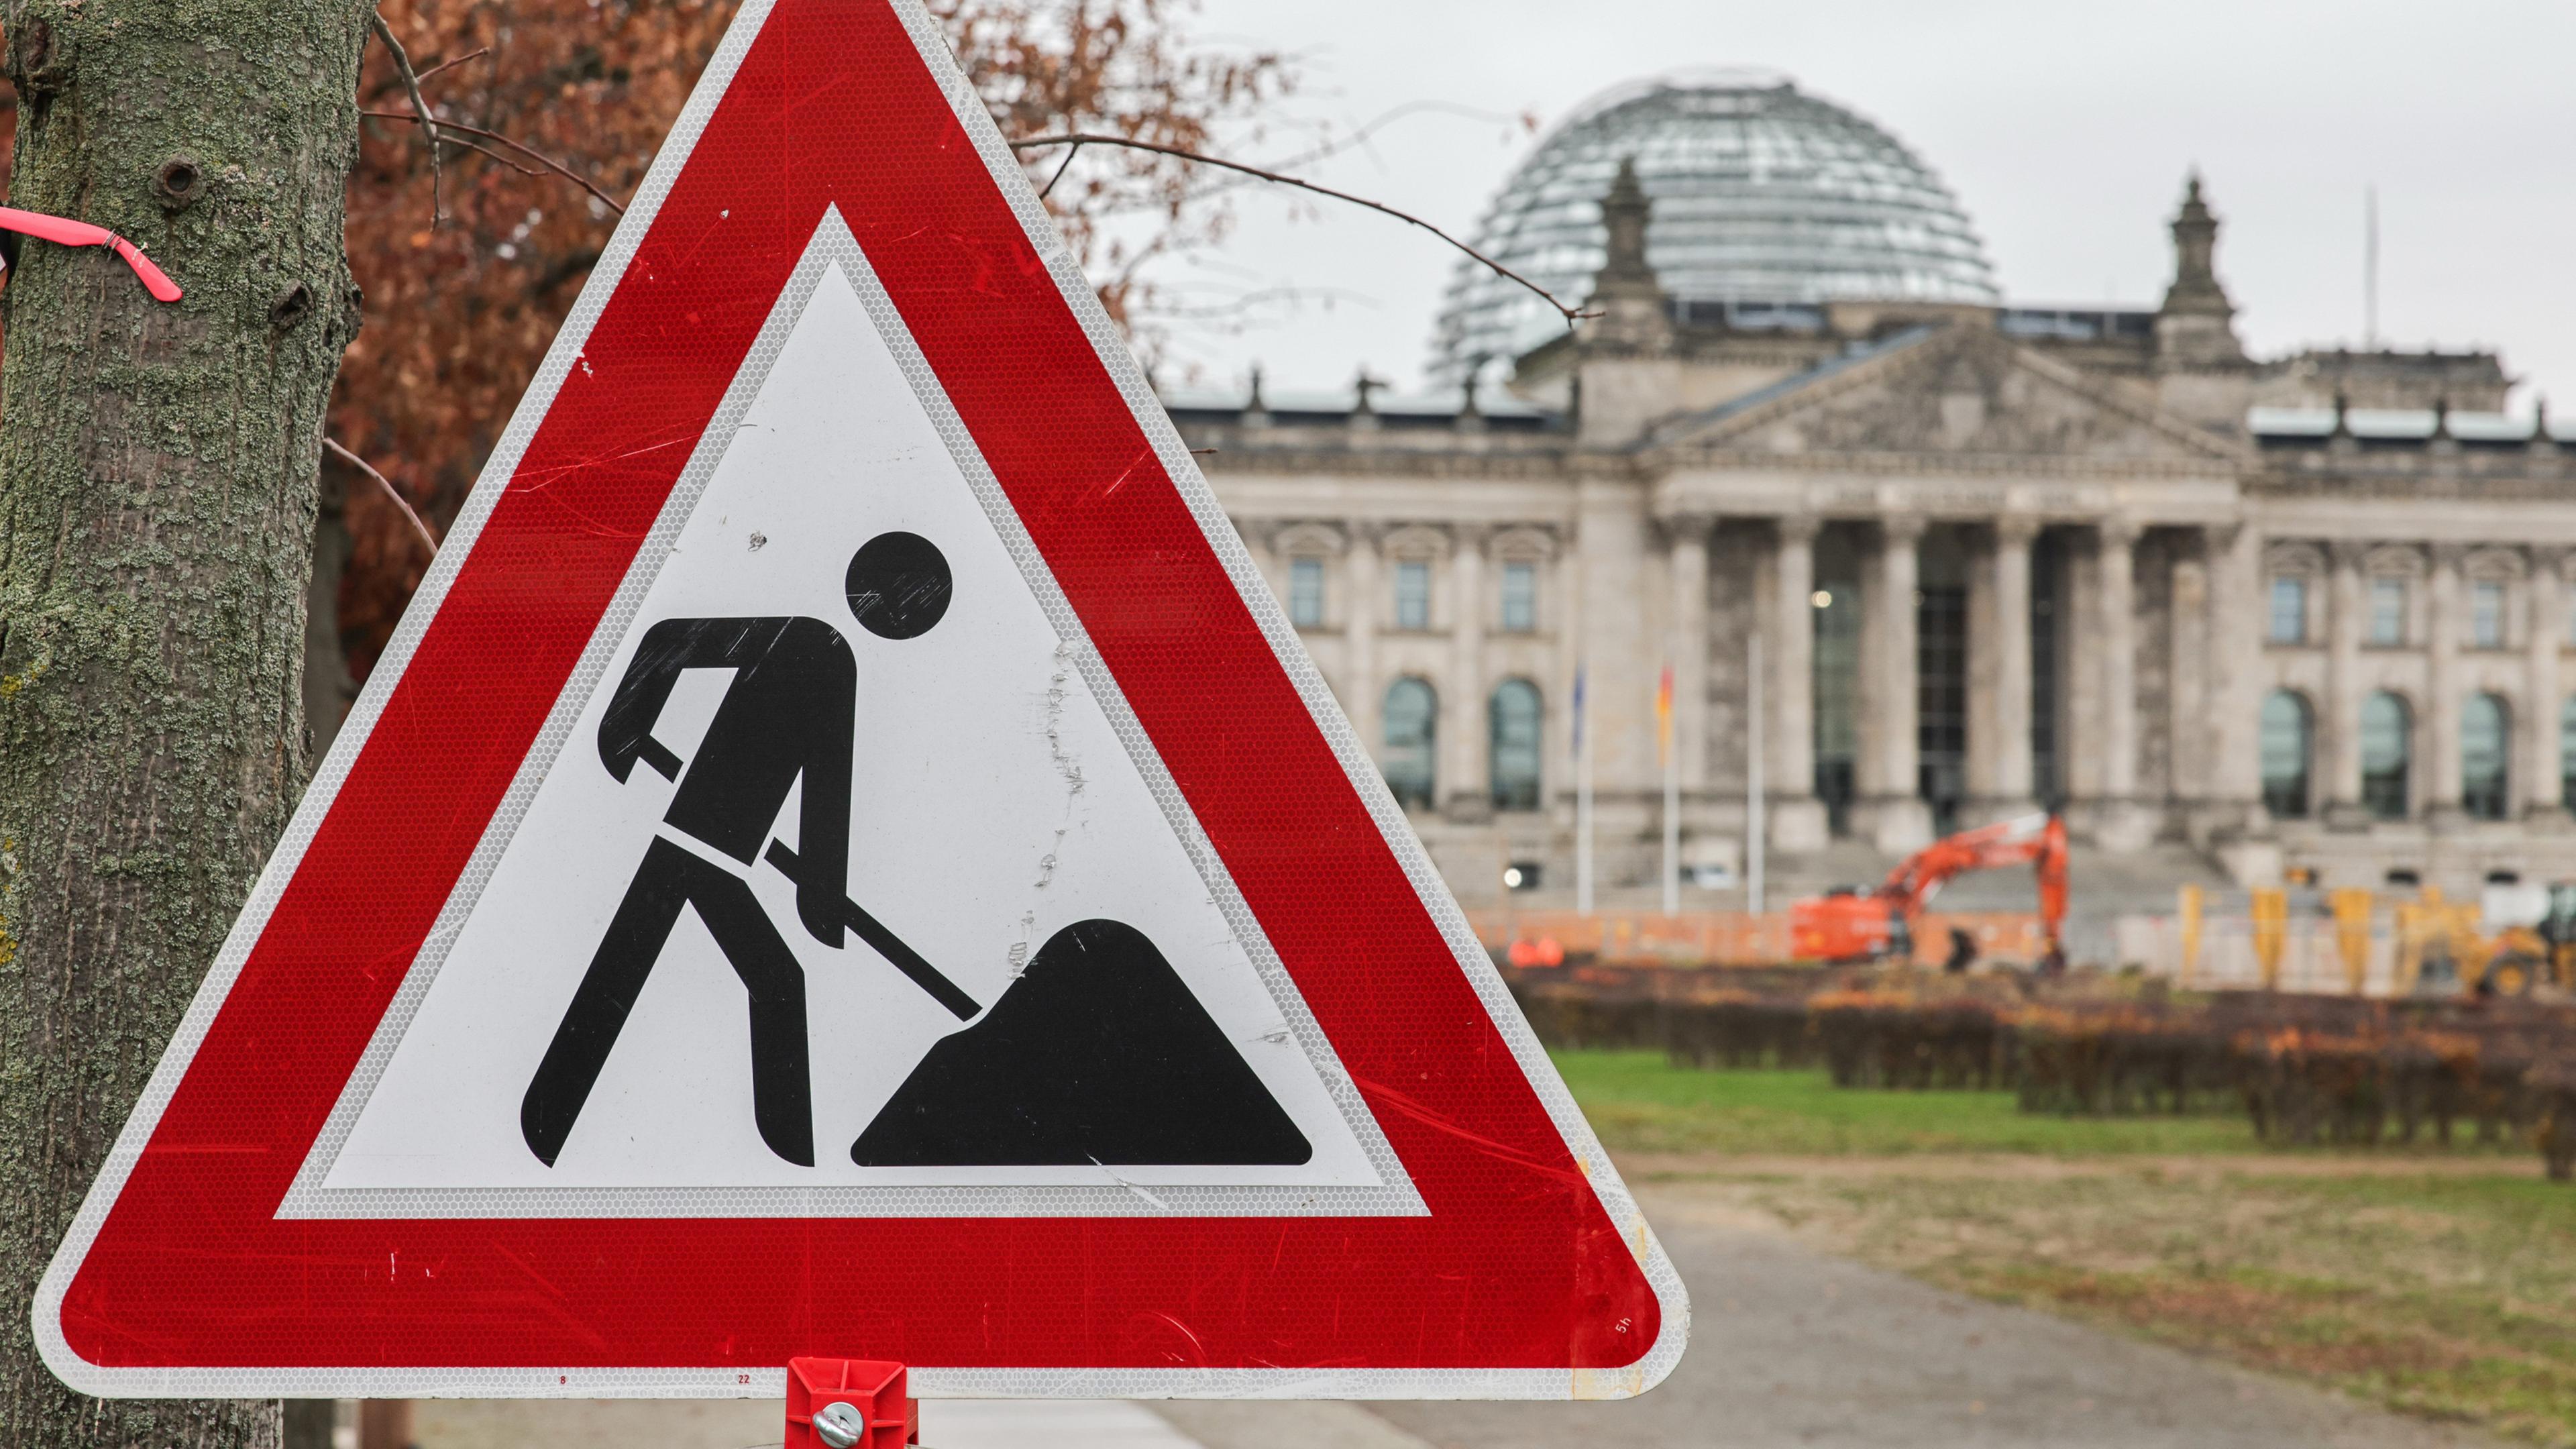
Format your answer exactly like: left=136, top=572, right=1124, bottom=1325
left=1428, top=70, right=2001, bottom=382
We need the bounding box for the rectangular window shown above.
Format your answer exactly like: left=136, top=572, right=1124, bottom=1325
left=2471, top=580, right=2507, bottom=648
left=1394, top=559, right=1432, bottom=631
left=2267, top=576, right=2308, bottom=644
left=1288, top=557, right=1325, bottom=628
left=1499, top=561, right=1538, bottom=633
left=2369, top=578, right=2407, bottom=645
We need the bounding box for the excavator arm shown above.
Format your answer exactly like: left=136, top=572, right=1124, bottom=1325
left=1881, top=811, right=2068, bottom=968
left=1790, top=812, right=2068, bottom=967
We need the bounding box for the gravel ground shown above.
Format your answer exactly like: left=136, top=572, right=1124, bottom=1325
left=1356, top=1181, right=2514, bottom=1449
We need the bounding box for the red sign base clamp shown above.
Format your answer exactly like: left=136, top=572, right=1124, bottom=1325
left=787, top=1358, right=916, bottom=1449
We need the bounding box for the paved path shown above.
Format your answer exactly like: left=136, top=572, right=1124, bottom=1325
left=1352, top=1183, right=2509, bottom=1449
left=412, top=1179, right=2512, bottom=1449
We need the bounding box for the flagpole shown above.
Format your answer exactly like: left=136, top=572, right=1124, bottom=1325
left=1574, top=661, right=1594, bottom=916
left=1748, top=629, right=1765, bottom=917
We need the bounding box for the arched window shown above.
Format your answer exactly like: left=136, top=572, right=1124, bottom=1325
left=1381, top=678, right=1438, bottom=810
left=2463, top=692, right=2510, bottom=820
left=1488, top=679, right=1544, bottom=812
left=2259, top=690, right=2313, bottom=819
left=2361, top=692, right=2411, bottom=820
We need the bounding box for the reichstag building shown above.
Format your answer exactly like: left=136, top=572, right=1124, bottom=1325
left=1170, top=72, right=2567, bottom=901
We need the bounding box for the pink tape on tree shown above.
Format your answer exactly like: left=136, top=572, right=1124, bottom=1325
left=0, top=203, right=183, bottom=301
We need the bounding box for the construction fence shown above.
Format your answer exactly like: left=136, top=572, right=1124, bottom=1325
left=1471, top=909, right=2049, bottom=970
left=1475, top=885, right=2567, bottom=999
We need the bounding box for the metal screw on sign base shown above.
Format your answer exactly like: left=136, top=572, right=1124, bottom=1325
left=814, top=1401, right=869, bottom=1448
left=785, top=1356, right=917, bottom=1449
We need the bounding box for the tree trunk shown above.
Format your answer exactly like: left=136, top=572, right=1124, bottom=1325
left=0, top=0, right=369, bottom=1444
left=281, top=1400, right=341, bottom=1449
left=303, top=464, right=356, bottom=758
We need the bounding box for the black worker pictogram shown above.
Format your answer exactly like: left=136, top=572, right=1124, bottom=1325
left=521, top=529, right=1308, bottom=1171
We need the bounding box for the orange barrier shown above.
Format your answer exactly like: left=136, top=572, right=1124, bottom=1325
left=1470, top=909, right=2048, bottom=969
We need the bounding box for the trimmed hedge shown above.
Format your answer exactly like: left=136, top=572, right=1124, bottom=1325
left=1506, top=967, right=2576, bottom=1176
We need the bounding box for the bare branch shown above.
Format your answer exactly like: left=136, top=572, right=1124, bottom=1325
left=325, top=438, right=439, bottom=558
left=370, top=12, right=443, bottom=225
left=1039, top=140, right=1084, bottom=201
left=413, top=45, right=490, bottom=86
left=362, top=109, right=627, bottom=216
left=435, top=133, right=540, bottom=177
left=1009, top=132, right=1591, bottom=328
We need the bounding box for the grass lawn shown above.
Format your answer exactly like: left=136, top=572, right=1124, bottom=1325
left=1554, top=1049, right=2262, bottom=1156
left=1554, top=1049, right=2576, bottom=1445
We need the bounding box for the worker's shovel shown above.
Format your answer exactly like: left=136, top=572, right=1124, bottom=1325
left=763, top=840, right=981, bottom=1022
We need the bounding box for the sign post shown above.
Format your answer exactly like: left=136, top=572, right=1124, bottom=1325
left=37, top=0, right=1682, bottom=1405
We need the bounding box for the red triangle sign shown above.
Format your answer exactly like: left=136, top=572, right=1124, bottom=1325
left=39, top=0, right=1683, bottom=1400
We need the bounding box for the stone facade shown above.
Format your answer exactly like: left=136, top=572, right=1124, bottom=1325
left=1173, top=173, right=2569, bottom=903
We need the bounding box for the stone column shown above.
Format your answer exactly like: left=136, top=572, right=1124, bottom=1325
left=2094, top=516, right=2151, bottom=849
left=2526, top=549, right=2567, bottom=823
left=2169, top=541, right=2209, bottom=806
left=1552, top=534, right=1582, bottom=814
left=1344, top=524, right=1381, bottom=747
left=2426, top=543, right=2466, bottom=826
left=1856, top=515, right=1931, bottom=852
left=1444, top=525, right=1489, bottom=818
left=1575, top=478, right=1656, bottom=853
left=2059, top=543, right=2104, bottom=803
left=2323, top=541, right=2369, bottom=828
left=2206, top=522, right=2268, bottom=815
left=2205, top=522, right=2281, bottom=881
left=1666, top=513, right=1714, bottom=796
left=1972, top=515, right=2040, bottom=820
left=1768, top=514, right=1829, bottom=851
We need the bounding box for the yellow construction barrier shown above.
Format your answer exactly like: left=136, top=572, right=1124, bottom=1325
left=2250, top=888, right=2288, bottom=990
left=2178, top=884, right=2202, bottom=988
left=2330, top=888, right=2374, bottom=995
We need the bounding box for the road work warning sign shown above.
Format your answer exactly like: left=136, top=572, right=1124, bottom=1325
left=38, top=0, right=1684, bottom=1402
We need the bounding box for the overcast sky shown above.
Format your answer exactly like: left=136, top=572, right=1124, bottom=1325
left=1152, top=0, right=2575, bottom=415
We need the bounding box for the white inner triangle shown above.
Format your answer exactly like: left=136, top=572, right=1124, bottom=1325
left=302, top=217, right=1406, bottom=1215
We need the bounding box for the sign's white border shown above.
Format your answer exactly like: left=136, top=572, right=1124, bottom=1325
left=35, top=0, right=1688, bottom=1400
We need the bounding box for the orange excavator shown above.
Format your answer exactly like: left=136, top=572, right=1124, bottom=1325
left=1790, top=812, right=2069, bottom=971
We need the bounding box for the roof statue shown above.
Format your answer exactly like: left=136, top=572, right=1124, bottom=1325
left=2153, top=171, right=2249, bottom=368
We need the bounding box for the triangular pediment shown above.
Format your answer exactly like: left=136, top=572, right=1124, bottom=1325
left=1655, top=323, right=2250, bottom=466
